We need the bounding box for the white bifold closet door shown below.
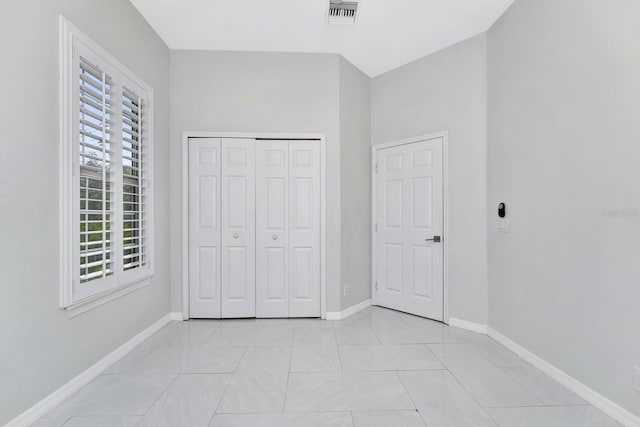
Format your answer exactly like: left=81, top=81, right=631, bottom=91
left=189, top=138, right=319, bottom=319
left=256, top=140, right=321, bottom=317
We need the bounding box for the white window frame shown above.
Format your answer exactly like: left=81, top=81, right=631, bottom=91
left=59, top=16, right=154, bottom=314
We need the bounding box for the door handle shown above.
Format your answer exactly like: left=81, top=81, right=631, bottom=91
left=233, top=233, right=239, bottom=239
left=425, top=236, right=442, bottom=243
left=272, top=234, right=278, bottom=240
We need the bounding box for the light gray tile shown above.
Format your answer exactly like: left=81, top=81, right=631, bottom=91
left=463, top=336, right=529, bottom=368
left=339, top=344, right=444, bottom=371
left=104, top=337, right=161, bottom=375
left=217, top=346, right=291, bottom=413
left=63, top=416, right=143, bottom=426
left=285, top=372, right=415, bottom=411
left=210, top=412, right=353, bottom=427
left=333, top=324, right=379, bottom=345
left=429, top=344, right=539, bottom=408
left=41, top=374, right=175, bottom=420
left=374, top=321, right=482, bottom=345
left=352, top=410, right=426, bottom=427
left=217, top=319, right=259, bottom=328
left=290, top=341, right=341, bottom=372
left=487, top=406, right=622, bottom=427
left=31, top=416, right=73, bottom=427
left=257, top=318, right=335, bottom=329
left=210, top=326, right=294, bottom=346
left=294, top=327, right=336, bottom=343
left=399, top=370, right=497, bottom=427
left=502, top=366, right=588, bottom=406
left=124, top=344, right=246, bottom=374
left=40, top=308, right=616, bottom=427
left=142, top=374, right=231, bottom=427
left=150, top=321, right=220, bottom=349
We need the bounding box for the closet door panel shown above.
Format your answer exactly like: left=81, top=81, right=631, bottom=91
left=188, top=138, right=221, bottom=318
left=221, top=138, right=256, bottom=318
left=289, top=141, right=321, bottom=317
left=256, top=141, right=289, bottom=317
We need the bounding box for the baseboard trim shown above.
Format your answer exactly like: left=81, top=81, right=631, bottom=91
left=448, top=317, right=488, bottom=334
left=6, top=313, right=176, bottom=427
left=488, top=327, right=640, bottom=427
left=169, top=311, right=184, bottom=321
left=325, top=299, right=372, bottom=321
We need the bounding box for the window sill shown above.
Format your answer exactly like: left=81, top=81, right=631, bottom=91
left=64, top=277, right=152, bottom=318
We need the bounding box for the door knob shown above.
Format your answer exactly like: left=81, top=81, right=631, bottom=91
left=425, top=236, right=441, bottom=243
left=233, top=233, right=239, bottom=239
left=272, top=234, right=278, bottom=240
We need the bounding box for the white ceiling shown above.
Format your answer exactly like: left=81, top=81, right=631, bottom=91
left=130, top=0, right=514, bottom=77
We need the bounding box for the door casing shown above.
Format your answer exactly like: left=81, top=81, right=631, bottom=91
left=371, top=131, right=450, bottom=324
left=182, top=132, right=327, bottom=320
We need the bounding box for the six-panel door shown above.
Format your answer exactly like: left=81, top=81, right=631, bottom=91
left=375, top=138, right=444, bottom=321
left=221, top=138, right=257, bottom=318
left=288, top=141, right=321, bottom=317
left=256, top=141, right=290, bottom=317
left=188, top=138, right=221, bottom=318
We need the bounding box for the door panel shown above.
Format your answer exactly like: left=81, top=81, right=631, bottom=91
left=289, top=141, right=321, bottom=317
left=188, top=138, right=221, bottom=318
left=221, top=138, right=256, bottom=318
left=256, top=141, right=289, bottom=317
left=375, top=138, right=444, bottom=321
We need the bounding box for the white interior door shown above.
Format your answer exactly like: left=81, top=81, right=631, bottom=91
left=221, top=138, right=256, bottom=318
left=375, top=138, right=444, bottom=321
left=256, top=141, right=290, bottom=317
left=188, top=138, right=221, bottom=318
left=289, top=141, right=321, bottom=317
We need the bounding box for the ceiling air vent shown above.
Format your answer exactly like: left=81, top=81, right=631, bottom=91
left=328, top=0, right=359, bottom=24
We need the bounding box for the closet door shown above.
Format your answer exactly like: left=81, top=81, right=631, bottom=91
left=289, top=141, right=321, bottom=317
left=188, top=138, right=221, bottom=318
left=256, top=141, right=289, bottom=317
left=221, top=138, right=256, bottom=318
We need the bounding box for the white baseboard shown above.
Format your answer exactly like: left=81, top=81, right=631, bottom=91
left=169, top=311, right=184, bottom=321
left=325, top=299, right=372, bottom=321
left=448, top=317, right=488, bottom=334
left=488, top=327, right=640, bottom=427
left=6, top=313, right=176, bottom=427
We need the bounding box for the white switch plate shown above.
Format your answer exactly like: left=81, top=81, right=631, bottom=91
left=343, top=285, right=350, bottom=296
left=635, top=367, right=640, bottom=392
left=498, top=219, right=510, bottom=233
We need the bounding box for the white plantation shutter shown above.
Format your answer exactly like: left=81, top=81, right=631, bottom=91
left=121, top=86, right=149, bottom=273
left=60, top=18, right=154, bottom=309
left=78, top=57, right=115, bottom=284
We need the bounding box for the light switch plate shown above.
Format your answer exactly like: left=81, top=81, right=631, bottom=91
left=498, top=219, right=510, bottom=233
left=635, top=367, right=640, bottom=392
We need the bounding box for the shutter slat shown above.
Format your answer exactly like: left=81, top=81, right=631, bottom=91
left=80, top=106, right=114, bottom=125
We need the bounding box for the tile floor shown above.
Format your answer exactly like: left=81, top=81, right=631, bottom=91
left=34, top=307, right=621, bottom=427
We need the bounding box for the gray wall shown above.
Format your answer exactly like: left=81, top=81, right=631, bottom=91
left=339, top=57, right=372, bottom=310
left=0, top=0, right=171, bottom=424
left=169, top=51, right=343, bottom=313
left=371, top=34, right=489, bottom=324
left=488, top=0, right=640, bottom=416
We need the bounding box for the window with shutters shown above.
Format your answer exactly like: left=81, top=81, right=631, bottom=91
left=60, top=17, right=154, bottom=310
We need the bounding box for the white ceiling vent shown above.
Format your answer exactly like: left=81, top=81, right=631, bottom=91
left=328, top=0, right=359, bottom=24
